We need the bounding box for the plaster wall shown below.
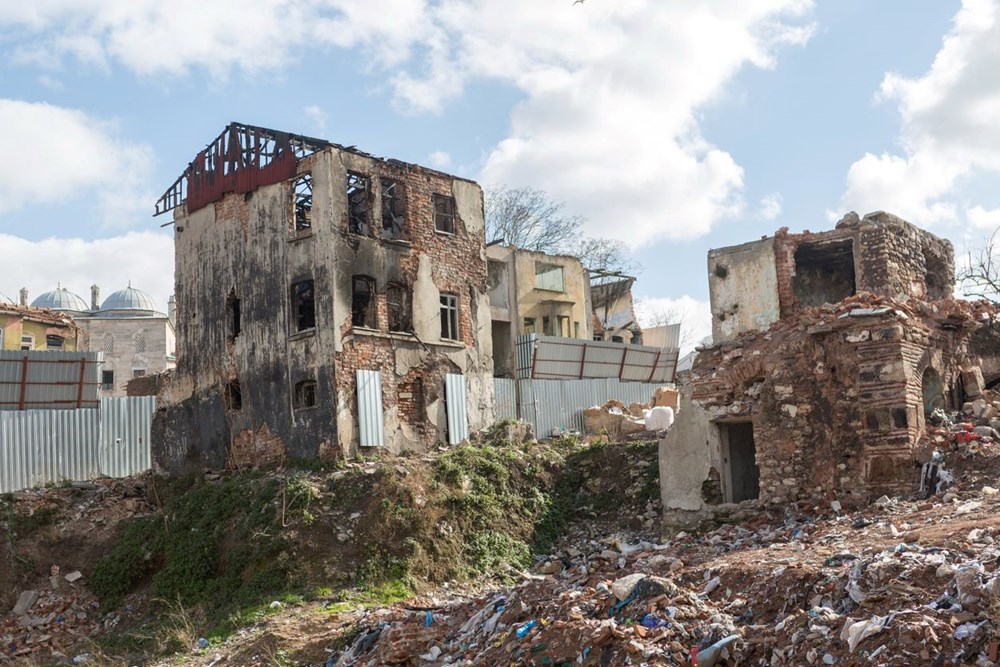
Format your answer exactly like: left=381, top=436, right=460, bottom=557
left=707, top=238, right=780, bottom=342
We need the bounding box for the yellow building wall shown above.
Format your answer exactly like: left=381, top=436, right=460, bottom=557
left=513, top=251, right=591, bottom=339
left=0, top=314, right=78, bottom=351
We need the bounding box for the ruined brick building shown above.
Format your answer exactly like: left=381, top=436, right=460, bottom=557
left=151, top=123, right=494, bottom=472
left=661, top=211, right=995, bottom=516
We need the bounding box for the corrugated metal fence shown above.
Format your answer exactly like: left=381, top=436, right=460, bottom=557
left=0, top=397, right=155, bottom=493
left=493, top=377, right=663, bottom=438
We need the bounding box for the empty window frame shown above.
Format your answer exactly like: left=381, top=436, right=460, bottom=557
left=557, top=315, right=570, bottom=338
left=347, top=172, right=371, bottom=235
left=101, top=370, right=115, bottom=390
left=534, top=263, right=565, bottom=291
left=523, top=317, right=536, bottom=334
left=352, top=276, right=377, bottom=329
left=542, top=316, right=552, bottom=336
left=225, top=380, right=242, bottom=410
left=387, top=282, right=412, bottom=332
left=293, top=174, right=313, bottom=232
left=295, top=380, right=317, bottom=409
left=291, top=280, right=316, bottom=331
left=433, top=194, right=457, bottom=234
left=440, top=293, right=459, bottom=340
left=226, top=291, right=241, bottom=340
left=21, top=334, right=33, bottom=351
left=381, top=179, right=406, bottom=240
left=45, top=335, right=64, bottom=349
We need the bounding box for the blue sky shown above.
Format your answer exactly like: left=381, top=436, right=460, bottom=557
left=1, top=0, right=998, bottom=348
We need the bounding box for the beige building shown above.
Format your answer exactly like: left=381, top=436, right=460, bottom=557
left=591, top=277, right=643, bottom=344
left=26, top=285, right=176, bottom=396
left=486, top=245, right=593, bottom=376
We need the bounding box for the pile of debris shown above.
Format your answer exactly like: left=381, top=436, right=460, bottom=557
left=2, top=570, right=103, bottom=661
left=583, top=387, right=679, bottom=437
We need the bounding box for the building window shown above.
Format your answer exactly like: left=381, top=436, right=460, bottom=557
left=347, top=172, right=371, bottom=235
left=46, top=335, right=64, bottom=349
left=611, top=335, right=624, bottom=343
left=225, top=380, right=242, bottom=410
left=574, top=321, right=581, bottom=338
left=440, top=293, right=459, bottom=340
left=101, top=370, right=115, bottom=390
left=293, top=174, right=313, bottom=232
left=387, top=282, right=412, bottom=332
left=21, top=334, right=34, bottom=351
left=524, top=318, right=536, bottom=334
left=295, top=380, right=317, bottom=409
left=542, top=316, right=552, bottom=336
left=433, top=194, right=456, bottom=234
left=351, top=276, right=377, bottom=329
left=291, top=280, right=316, bottom=331
left=381, top=179, right=406, bottom=240
left=103, top=334, right=114, bottom=353
left=558, top=315, right=570, bottom=337
left=133, top=369, right=146, bottom=378
left=133, top=332, right=146, bottom=353
left=226, top=291, right=241, bottom=340
left=534, top=263, right=565, bottom=291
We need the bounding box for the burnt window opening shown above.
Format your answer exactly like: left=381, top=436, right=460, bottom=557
left=792, top=239, right=857, bottom=308
left=433, top=194, right=457, bottom=234
left=45, top=335, right=64, bottom=349
left=381, top=179, right=406, bottom=240
left=101, top=370, right=115, bottom=390
left=226, top=290, right=241, bottom=340
left=292, top=280, right=316, bottom=332
left=293, top=174, right=313, bottom=233
left=387, top=283, right=412, bottom=332
left=347, top=172, right=371, bottom=235
left=295, top=380, right=317, bottom=409
left=922, top=367, right=945, bottom=415
left=225, top=380, right=242, bottom=411
left=440, top=293, right=459, bottom=340
left=352, top=276, right=377, bottom=329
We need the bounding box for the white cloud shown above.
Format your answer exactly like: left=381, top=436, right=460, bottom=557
left=835, top=0, right=1000, bottom=227
left=968, top=205, right=1000, bottom=231
left=428, top=150, right=452, bottom=169
left=2, top=1, right=815, bottom=246
left=634, top=295, right=712, bottom=355
left=0, top=232, right=175, bottom=314
left=0, top=100, right=153, bottom=226
left=304, top=104, right=327, bottom=134
left=758, top=193, right=783, bottom=220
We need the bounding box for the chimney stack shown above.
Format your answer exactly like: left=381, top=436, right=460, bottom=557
left=19, top=287, right=27, bottom=306
left=168, top=294, right=176, bottom=325
left=91, top=284, right=100, bottom=311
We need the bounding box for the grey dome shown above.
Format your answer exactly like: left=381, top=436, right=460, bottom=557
left=100, top=286, right=160, bottom=313
left=31, top=287, right=90, bottom=313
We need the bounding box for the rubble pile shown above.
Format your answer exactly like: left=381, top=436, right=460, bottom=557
left=1, top=573, right=103, bottom=661
left=583, top=387, right=678, bottom=438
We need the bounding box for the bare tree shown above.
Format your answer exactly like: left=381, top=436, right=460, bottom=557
left=635, top=299, right=698, bottom=351
left=485, top=185, right=638, bottom=275
left=960, top=229, right=1000, bottom=302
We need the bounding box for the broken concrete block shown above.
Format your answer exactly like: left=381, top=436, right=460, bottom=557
left=962, top=367, right=986, bottom=398
left=64, top=571, right=83, bottom=583
left=12, top=590, right=38, bottom=616
left=653, top=387, right=679, bottom=410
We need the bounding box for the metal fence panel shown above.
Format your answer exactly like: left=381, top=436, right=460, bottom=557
left=493, top=378, right=517, bottom=421
left=516, top=378, right=663, bottom=438
left=0, top=351, right=103, bottom=410
left=100, top=397, right=156, bottom=477
left=445, top=374, right=469, bottom=445
left=0, top=397, right=154, bottom=493
left=356, top=370, right=385, bottom=447
left=514, top=335, right=678, bottom=384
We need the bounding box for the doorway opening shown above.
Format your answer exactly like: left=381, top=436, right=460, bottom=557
left=720, top=421, right=760, bottom=502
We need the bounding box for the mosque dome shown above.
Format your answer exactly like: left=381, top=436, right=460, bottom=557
left=99, top=285, right=161, bottom=314
left=31, top=287, right=90, bottom=313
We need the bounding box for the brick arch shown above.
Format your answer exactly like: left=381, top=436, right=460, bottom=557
left=727, top=356, right=767, bottom=391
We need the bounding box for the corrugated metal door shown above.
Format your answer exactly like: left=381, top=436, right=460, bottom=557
left=445, top=373, right=469, bottom=445
left=356, top=370, right=385, bottom=447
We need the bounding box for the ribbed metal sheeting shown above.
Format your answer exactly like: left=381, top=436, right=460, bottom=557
left=0, top=351, right=102, bottom=410
left=0, top=396, right=155, bottom=493
left=513, top=335, right=678, bottom=384
left=99, top=397, right=155, bottom=478
left=445, top=373, right=469, bottom=445
left=493, top=378, right=517, bottom=420
left=516, top=378, right=663, bottom=438
left=356, top=370, right=385, bottom=447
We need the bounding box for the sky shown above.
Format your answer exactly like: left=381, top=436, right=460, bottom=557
left=1, top=0, right=999, bottom=352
